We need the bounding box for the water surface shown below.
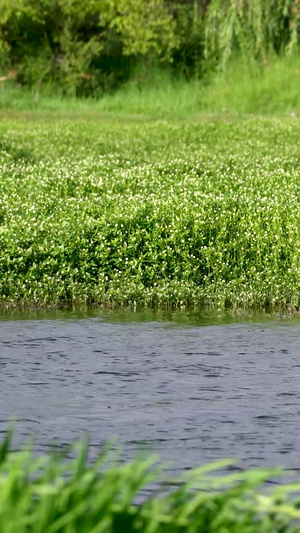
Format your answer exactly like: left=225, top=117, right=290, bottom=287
left=1, top=309, right=300, bottom=473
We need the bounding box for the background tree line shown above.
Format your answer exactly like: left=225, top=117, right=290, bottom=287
left=0, top=0, right=299, bottom=96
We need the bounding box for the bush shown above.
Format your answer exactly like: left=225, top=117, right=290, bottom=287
left=1, top=1, right=300, bottom=95
left=0, top=0, right=177, bottom=96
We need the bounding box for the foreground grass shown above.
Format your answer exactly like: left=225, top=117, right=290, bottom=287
left=1, top=431, right=300, bottom=532
left=1, top=114, right=300, bottom=309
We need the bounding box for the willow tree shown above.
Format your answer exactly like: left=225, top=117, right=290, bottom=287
left=205, top=0, right=300, bottom=68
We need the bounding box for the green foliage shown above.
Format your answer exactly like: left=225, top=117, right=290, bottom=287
left=1, top=114, right=300, bottom=309
left=170, top=0, right=206, bottom=78
left=101, top=0, right=178, bottom=59
left=0, top=0, right=179, bottom=95
left=0, top=0, right=112, bottom=95
left=2, top=52, right=300, bottom=115
left=1, top=0, right=300, bottom=94
left=205, top=0, right=300, bottom=68
left=1, top=429, right=300, bottom=532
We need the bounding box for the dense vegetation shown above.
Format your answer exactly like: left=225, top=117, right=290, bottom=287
left=2, top=6, right=300, bottom=531
left=3, top=50, right=300, bottom=116
left=1, top=430, right=300, bottom=532
left=1, top=114, right=300, bottom=310
left=1, top=0, right=300, bottom=96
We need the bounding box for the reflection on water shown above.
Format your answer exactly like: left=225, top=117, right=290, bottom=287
left=1, top=309, right=300, bottom=473
left=0, top=306, right=295, bottom=326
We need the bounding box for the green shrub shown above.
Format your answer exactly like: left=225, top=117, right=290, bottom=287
left=1, top=115, right=300, bottom=310
left=0, top=0, right=177, bottom=96
left=1, top=1, right=300, bottom=95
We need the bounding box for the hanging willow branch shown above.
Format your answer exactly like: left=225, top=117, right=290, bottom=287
left=205, top=0, right=300, bottom=68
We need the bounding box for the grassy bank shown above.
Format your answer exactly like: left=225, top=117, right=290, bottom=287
left=1, top=431, right=300, bottom=532
left=1, top=113, right=300, bottom=309
left=2, top=54, right=300, bottom=117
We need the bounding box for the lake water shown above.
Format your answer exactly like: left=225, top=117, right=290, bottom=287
left=1, top=309, right=300, bottom=474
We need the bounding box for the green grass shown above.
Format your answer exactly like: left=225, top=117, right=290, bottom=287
left=2, top=54, right=300, bottom=309
left=92, top=54, right=300, bottom=116
left=1, top=114, right=300, bottom=309
left=1, top=430, right=300, bottom=532
left=2, top=54, right=300, bottom=116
